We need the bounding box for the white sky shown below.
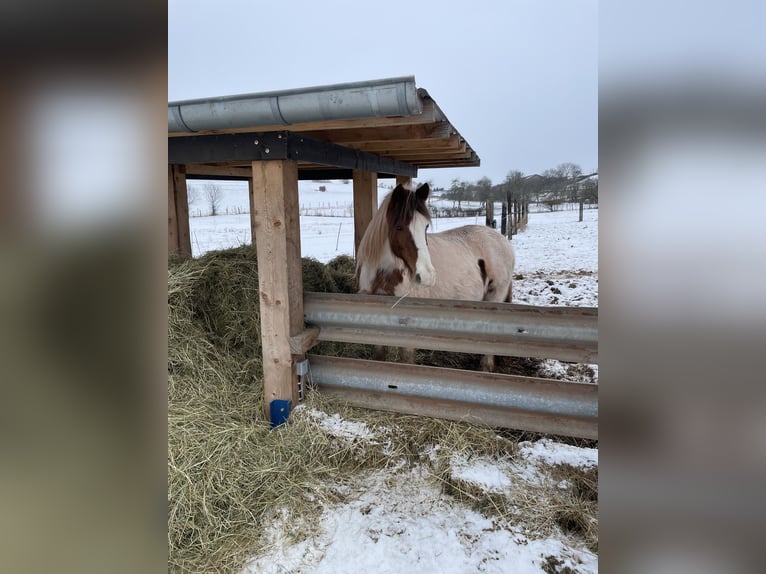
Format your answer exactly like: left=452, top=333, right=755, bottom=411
left=168, top=0, right=598, bottom=188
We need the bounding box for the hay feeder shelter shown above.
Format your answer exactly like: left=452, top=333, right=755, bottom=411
left=168, top=76, right=598, bottom=438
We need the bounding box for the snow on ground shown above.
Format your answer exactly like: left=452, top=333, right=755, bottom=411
left=519, top=438, right=598, bottom=469
left=243, top=464, right=596, bottom=574
left=188, top=180, right=599, bottom=573
left=242, top=408, right=598, bottom=574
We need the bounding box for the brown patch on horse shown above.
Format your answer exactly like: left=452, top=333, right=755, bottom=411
left=370, top=268, right=404, bottom=295
left=386, top=183, right=431, bottom=277
left=478, top=258, right=496, bottom=300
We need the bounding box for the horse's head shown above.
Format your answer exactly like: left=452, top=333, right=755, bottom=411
left=387, top=183, right=436, bottom=286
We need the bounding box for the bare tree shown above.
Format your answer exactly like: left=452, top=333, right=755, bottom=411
left=447, top=178, right=468, bottom=208
left=187, top=186, right=201, bottom=210
left=203, top=183, right=224, bottom=216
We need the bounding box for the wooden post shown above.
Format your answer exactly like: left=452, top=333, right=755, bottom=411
left=501, top=201, right=507, bottom=235
left=252, top=160, right=303, bottom=416
left=353, top=170, right=378, bottom=254
left=485, top=199, right=495, bottom=228
left=168, top=165, right=191, bottom=257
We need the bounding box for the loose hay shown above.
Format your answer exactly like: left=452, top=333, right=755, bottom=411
left=168, top=246, right=598, bottom=573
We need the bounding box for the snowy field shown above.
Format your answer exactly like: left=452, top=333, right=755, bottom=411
left=187, top=179, right=598, bottom=308
left=187, top=179, right=599, bottom=573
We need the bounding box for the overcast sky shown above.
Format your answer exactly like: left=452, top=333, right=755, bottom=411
left=169, top=0, right=597, bottom=188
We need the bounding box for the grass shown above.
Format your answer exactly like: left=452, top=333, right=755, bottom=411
left=168, top=245, right=598, bottom=573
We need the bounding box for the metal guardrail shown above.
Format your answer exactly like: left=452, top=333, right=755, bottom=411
left=303, top=292, right=598, bottom=364
left=308, top=355, right=598, bottom=439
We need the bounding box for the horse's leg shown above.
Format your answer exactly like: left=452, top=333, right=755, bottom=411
left=480, top=354, right=495, bottom=372
left=372, top=345, right=388, bottom=361
left=399, top=347, right=416, bottom=364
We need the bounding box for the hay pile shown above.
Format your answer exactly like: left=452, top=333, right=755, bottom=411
left=168, top=246, right=597, bottom=573
left=167, top=247, right=365, bottom=572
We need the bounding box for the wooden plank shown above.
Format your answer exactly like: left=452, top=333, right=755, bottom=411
left=301, top=123, right=453, bottom=143
left=252, top=160, right=303, bottom=413
left=186, top=164, right=253, bottom=178
left=350, top=135, right=462, bottom=152
left=370, top=148, right=471, bottom=161
left=353, top=170, right=378, bottom=254
left=168, top=165, right=191, bottom=257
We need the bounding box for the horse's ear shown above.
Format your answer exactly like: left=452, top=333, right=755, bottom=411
left=391, top=184, right=409, bottom=204
left=415, top=183, right=430, bottom=201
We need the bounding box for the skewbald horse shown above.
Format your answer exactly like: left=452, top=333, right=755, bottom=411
left=356, top=182, right=516, bottom=370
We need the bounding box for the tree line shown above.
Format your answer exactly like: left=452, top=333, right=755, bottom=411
left=444, top=162, right=598, bottom=210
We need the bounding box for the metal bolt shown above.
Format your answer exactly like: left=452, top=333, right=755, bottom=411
left=265, top=147, right=270, bottom=154
left=254, top=139, right=259, bottom=145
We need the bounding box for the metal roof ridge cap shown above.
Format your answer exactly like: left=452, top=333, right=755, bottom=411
left=168, top=75, right=418, bottom=107
left=168, top=76, right=421, bottom=133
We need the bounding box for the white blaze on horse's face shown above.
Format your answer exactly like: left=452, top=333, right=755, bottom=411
left=410, top=210, right=436, bottom=286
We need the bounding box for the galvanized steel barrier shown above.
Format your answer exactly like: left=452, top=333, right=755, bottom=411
left=303, top=292, right=598, bottom=439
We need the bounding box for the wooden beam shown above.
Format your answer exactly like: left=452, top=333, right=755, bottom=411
left=185, top=164, right=253, bottom=178
left=353, top=170, right=378, bottom=254
left=414, top=157, right=481, bottom=167
left=169, top=131, right=417, bottom=177
left=350, top=135, right=462, bottom=152
left=301, top=123, right=453, bottom=144
left=168, top=165, right=191, bottom=257
left=380, top=149, right=472, bottom=161
left=252, top=160, right=303, bottom=415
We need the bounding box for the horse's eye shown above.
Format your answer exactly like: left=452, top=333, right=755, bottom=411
left=395, top=225, right=403, bottom=231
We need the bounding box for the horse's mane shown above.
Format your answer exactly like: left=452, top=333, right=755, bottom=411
left=356, top=193, right=393, bottom=270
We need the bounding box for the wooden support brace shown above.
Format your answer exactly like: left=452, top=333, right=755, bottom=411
left=289, top=327, right=321, bottom=354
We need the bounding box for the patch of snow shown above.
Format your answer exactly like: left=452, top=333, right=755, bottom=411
left=538, top=358, right=571, bottom=380
left=449, top=453, right=512, bottom=493
left=302, top=408, right=377, bottom=443
left=538, top=359, right=598, bottom=384
left=520, top=439, right=598, bottom=469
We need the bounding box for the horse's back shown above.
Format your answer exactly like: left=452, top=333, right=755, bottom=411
left=433, top=225, right=515, bottom=302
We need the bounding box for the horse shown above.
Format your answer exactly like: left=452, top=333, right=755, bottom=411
left=355, top=182, right=515, bottom=370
